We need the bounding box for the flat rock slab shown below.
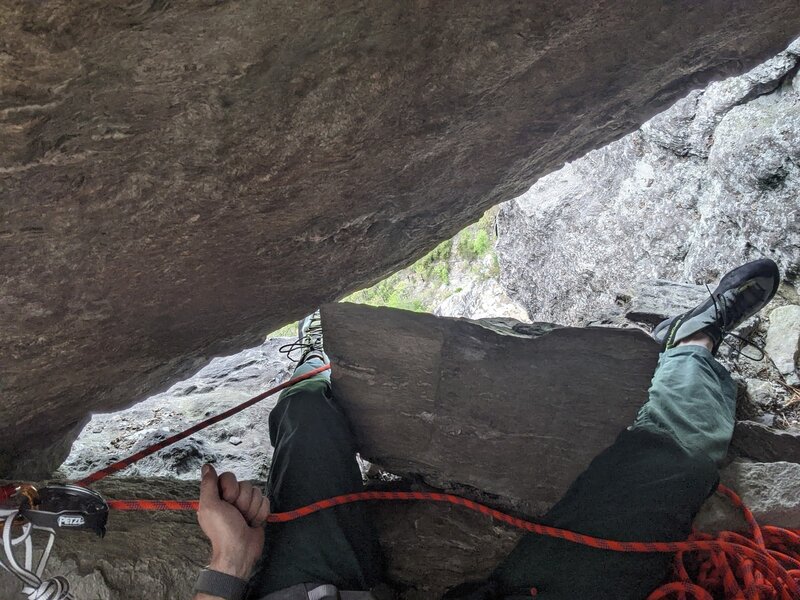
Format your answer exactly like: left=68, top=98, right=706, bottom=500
left=323, top=303, right=662, bottom=514
left=623, top=280, right=709, bottom=326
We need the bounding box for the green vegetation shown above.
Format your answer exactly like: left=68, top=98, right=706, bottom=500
left=265, top=207, right=502, bottom=336
left=412, top=240, right=452, bottom=282
left=457, top=228, right=490, bottom=260
left=269, top=322, right=299, bottom=338
left=344, top=273, right=427, bottom=312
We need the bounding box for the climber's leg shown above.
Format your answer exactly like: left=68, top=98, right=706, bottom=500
left=290, top=354, right=332, bottom=381
left=477, top=336, right=734, bottom=600
left=247, top=356, right=382, bottom=596
left=630, top=335, right=736, bottom=465
left=449, top=259, right=781, bottom=599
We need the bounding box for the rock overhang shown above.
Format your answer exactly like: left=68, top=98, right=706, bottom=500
left=3, top=1, right=800, bottom=474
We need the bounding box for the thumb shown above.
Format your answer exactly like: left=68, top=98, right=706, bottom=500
left=199, top=463, right=220, bottom=506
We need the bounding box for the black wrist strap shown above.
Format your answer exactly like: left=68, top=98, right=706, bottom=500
left=193, top=568, right=248, bottom=600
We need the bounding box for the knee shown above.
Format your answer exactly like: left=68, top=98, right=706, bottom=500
left=269, top=381, right=350, bottom=439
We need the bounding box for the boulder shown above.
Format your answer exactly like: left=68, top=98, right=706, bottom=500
left=765, top=305, right=800, bottom=385
left=4, top=1, right=800, bottom=475
left=324, top=303, right=662, bottom=514
left=730, top=420, right=800, bottom=463
left=696, top=460, right=800, bottom=531
left=746, top=378, right=778, bottom=408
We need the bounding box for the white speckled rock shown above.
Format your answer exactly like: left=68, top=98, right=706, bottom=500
left=765, top=305, right=800, bottom=384
left=746, top=379, right=779, bottom=408
left=498, top=48, right=800, bottom=327
left=60, top=338, right=295, bottom=481
left=434, top=279, right=531, bottom=322
left=696, top=460, right=800, bottom=531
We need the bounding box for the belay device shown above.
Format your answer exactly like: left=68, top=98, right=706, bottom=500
left=0, top=484, right=108, bottom=600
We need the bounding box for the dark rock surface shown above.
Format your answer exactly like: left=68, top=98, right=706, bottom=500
left=730, top=420, right=800, bottom=464
left=324, top=303, right=662, bottom=515
left=3, top=1, right=800, bottom=475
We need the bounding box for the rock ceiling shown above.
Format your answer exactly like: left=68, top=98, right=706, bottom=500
left=2, top=1, right=799, bottom=474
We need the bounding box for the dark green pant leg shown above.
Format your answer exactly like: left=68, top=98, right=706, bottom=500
left=486, top=346, right=735, bottom=600
left=633, top=345, right=736, bottom=465
left=247, top=360, right=382, bottom=597
left=488, top=429, right=718, bottom=599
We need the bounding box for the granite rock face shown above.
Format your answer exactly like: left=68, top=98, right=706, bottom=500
left=696, top=460, right=800, bottom=531
left=498, top=46, right=800, bottom=328
left=60, top=338, right=295, bottom=482
left=4, top=1, right=800, bottom=475
left=434, top=279, right=530, bottom=323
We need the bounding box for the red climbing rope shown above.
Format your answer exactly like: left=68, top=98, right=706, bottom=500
left=69, top=362, right=800, bottom=599
left=107, top=487, right=800, bottom=599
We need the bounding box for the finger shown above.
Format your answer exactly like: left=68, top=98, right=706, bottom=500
left=199, top=464, right=220, bottom=507
left=252, top=495, right=271, bottom=527
left=218, top=471, right=239, bottom=504
left=244, top=486, right=263, bottom=525
left=235, top=482, right=255, bottom=516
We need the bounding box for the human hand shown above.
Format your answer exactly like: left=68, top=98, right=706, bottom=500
left=197, top=463, right=270, bottom=579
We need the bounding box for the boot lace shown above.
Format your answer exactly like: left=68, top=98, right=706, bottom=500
left=707, top=284, right=766, bottom=361
left=278, top=314, right=324, bottom=362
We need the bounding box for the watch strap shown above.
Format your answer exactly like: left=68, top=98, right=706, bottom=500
left=193, top=568, right=249, bottom=600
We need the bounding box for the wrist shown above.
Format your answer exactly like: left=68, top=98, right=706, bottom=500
left=208, top=552, right=255, bottom=580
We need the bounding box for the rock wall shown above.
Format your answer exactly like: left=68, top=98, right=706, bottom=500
left=4, top=1, right=800, bottom=475
left=497, top=45, right=800, bottom=326
left=495, top=44, right=800, bottom=433
left=60, top=338, right=295, bottom=482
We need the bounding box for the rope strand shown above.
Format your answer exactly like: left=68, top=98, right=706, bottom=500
left=106, top=486, right=800, bottom=599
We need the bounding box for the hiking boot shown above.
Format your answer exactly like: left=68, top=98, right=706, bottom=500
left=652, top=259, right=780, bottom=354
left=279, top=309, right=328, bottom=364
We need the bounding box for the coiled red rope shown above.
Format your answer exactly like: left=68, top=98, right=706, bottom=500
left=73, top=363, right=800, bottom=599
